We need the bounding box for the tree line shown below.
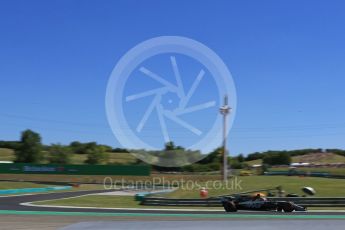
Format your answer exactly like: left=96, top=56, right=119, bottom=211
left=1, top=129, right=343, bottom=169
left=1, top=130, right=111, bottom=165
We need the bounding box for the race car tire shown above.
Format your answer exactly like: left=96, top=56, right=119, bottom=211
left=223, top=201, right=237, bottom=212
left=227, top=201, right=237, bottom=212
left=282, top=202, right=294, bottom=212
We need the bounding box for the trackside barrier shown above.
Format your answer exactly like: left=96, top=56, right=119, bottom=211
left=140, top=197, right=345, bottom=207
left=264, top=171, right=345, bottom=179
left=0, top=163, right=150, bottom=176
left=0, top=186, right=72, bottom=195
left=264, top=171, right=330, bottom=177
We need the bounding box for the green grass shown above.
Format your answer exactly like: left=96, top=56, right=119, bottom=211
left=0, top=148, right=15, bottom=161
left=34, top=195, right=141, bottom=208
left=108, top=152, right=138, bottom=164
left=0, top=172, right=221, bottom=185
left=293, top=153, right=345, bottom=164
left=245, top=159, right=262, bottom=166
left=246, top=152, right=345, bottom=166
left=0, top=148, right=137, bottom=165
left=0, top=182, right=109, bottom=197
left=164, top=176, right=345, bottom=198
left=0, top=181, right=51, bottom=190
left=70, top=152, right=137, bottom=164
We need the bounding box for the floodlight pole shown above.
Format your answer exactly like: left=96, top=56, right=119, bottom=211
left=219, top=95, right=231, bottom=181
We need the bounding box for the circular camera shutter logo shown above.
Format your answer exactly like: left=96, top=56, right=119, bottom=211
left=106, top=36, right=236, bottom=167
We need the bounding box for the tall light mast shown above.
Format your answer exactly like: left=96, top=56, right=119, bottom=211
left=219, top=95, right=231, bottom=181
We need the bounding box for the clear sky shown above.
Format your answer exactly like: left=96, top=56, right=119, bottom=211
left=1, top=0, right=345, bottom=155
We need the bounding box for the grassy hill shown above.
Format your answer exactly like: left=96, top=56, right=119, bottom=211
left=0, top=148, right=137, bottom=165
left=0, top=148, right=15, bottom=161
left=293, top=152, right=345, bottom=164
left=246, top=152, right=345, bottom=166
left=2, top=147, right=345, bottom=166
left=71, top=151, right=137, bottom=164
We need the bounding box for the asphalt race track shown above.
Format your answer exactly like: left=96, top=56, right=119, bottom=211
left=1, top=190, right=345, bottom=230
left=60, top=220, right=345, bottom=230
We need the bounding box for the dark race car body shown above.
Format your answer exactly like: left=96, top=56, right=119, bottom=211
left=221, top=195, right=306, bottom=212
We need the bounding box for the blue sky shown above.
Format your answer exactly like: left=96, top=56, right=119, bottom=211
left=1, top=0, right=345, bottom=155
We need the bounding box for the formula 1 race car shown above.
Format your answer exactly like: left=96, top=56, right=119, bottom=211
left=220, top=194, right=306, bottom=212
left=219, top=187, right=314, bottom=212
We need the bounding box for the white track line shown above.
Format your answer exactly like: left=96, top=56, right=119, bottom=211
left=21, top=203, right=224, bottom=212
